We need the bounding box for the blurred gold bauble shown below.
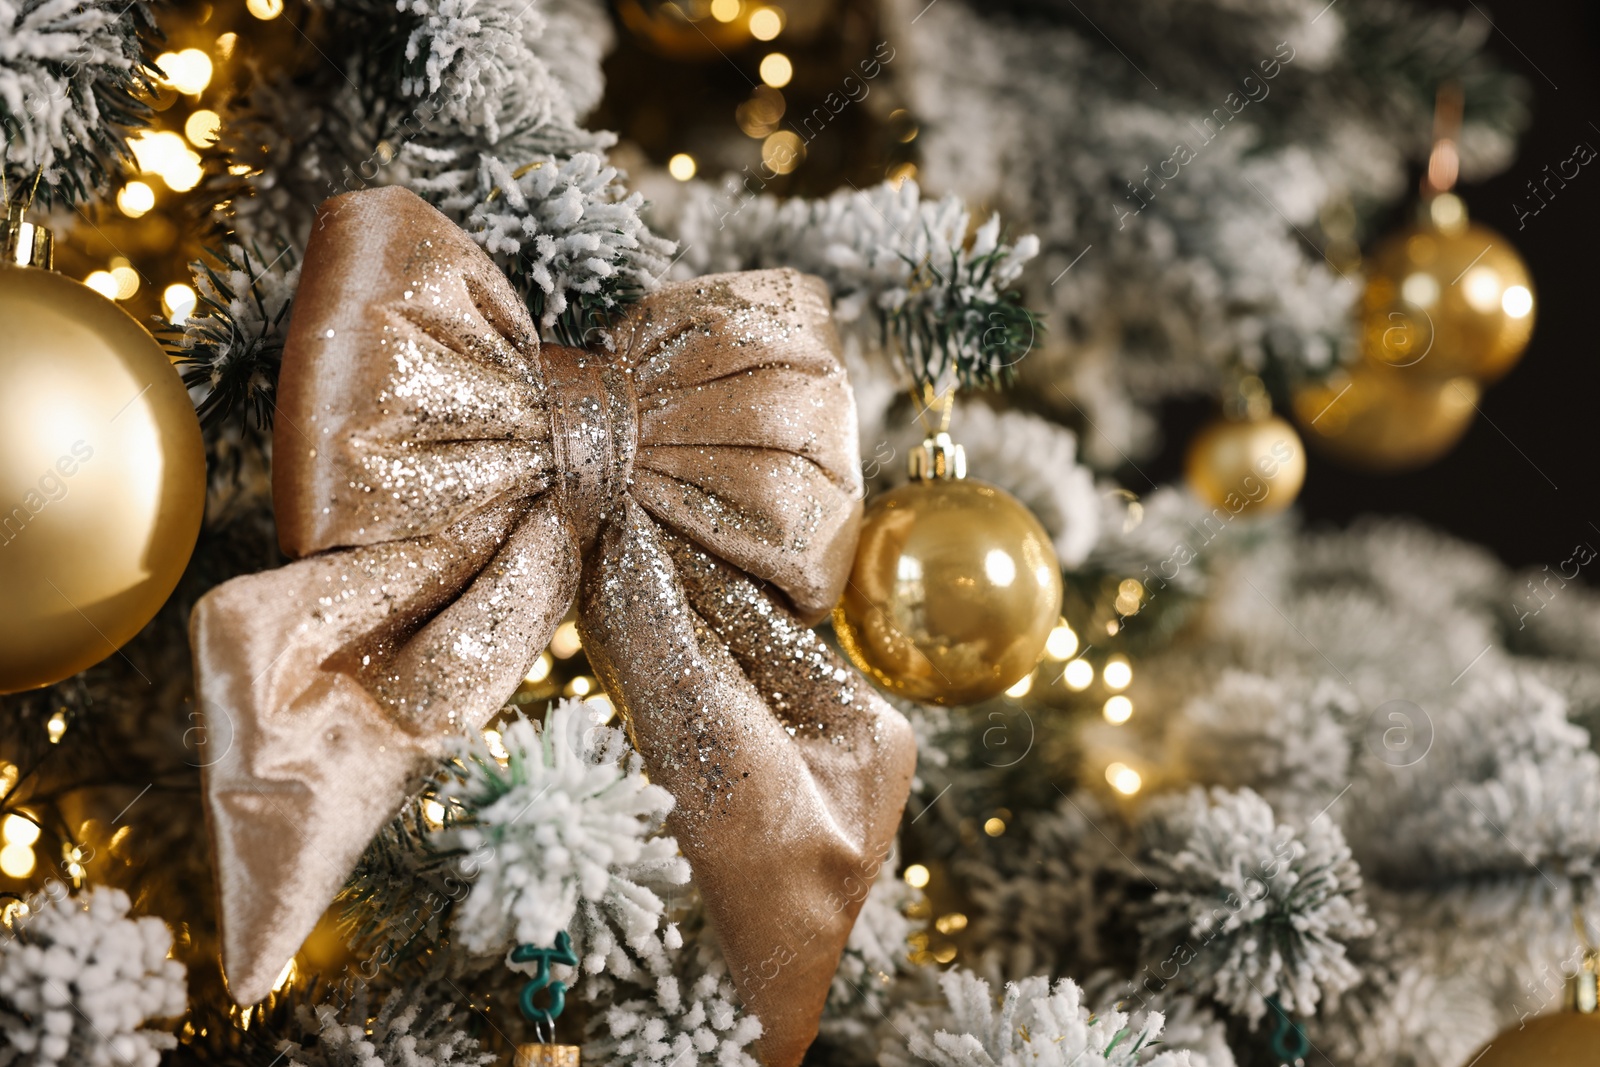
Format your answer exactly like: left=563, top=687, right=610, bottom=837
left=1363, top=196, right=1535, bottom=383
left=1183, top=413, right=1305, bottom=516
left=1293, top=362, right=1479, bottom=473
left=0, top=260, right=205, bottom=693
left=833, top=436, right=1061, bottom=706
left=615, top=0, right=750, bottom=58
left=1465, top=1009, right=1600, bottom=1066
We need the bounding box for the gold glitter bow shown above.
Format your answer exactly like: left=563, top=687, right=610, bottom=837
left=190, top=186, right=916, bottom=1066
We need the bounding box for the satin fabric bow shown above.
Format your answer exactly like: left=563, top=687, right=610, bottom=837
left=190, top=186, right=916, bottom=1066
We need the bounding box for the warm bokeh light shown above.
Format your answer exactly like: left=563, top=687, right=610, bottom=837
left=550, top=620, right=582, bottom=658
left=1106, top=762, right=1143, bottom=795
left=748, top=6, right=783, bottom=40
left=109, top=262, right=140, bottom=301
left=668, top=153, right=697, bottom=181
left=903, top=863, right=930, bottom=888
left=0, top=843, right=35, bottom=879
left=1045, top=622, right=1078, bottom=660
left=1103, top=656, right=1132, bottom=691
left=163, top=282, right=198, bottom=324
left=887, top=161, right=918, bottom=188
left=422, top=798, right=447, bottom=828
left=1462, top=267, right=1502, bottom=313
left=762, top=130, right=803, bottom=174
left=566, top=675, right=593, bottom=697
left=1115, top=577, right=1145, bottom=616
left=1428, top=192, right=1466, bottom=232
left=247, top=0, right=284, bottom=19
left=117, top=180, right=155, bottom=218
left=1103, top=695, right=1134, bottom=724
left=524, top=651, right=553, bottom=684
left=156, top=49, right=213, bottom=95
left=185, top=109, right=221, bottom=147
left=128, top=130, right=204, bottom=192
left=759, top=52, right=793, bottom=88
left=709, top=0, right=741, bottom=21
left=935, top=912, right=968, bottom=933
left=1004, top=672, right=1033, bottom=698
left=983, top=816, right=1005, bottom=837
left=1063, top=658, right=1094, bottom=691
left=1, top=814, right=39, bottom=847
left=85, top=271, right=119, bottom=300
left=1502, top=285, right=1533, bottom=318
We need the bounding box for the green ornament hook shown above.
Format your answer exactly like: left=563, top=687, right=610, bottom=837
left=512, top=931, right=579, bottom=1026
left=1267, top=996, right=1310, bottom=1064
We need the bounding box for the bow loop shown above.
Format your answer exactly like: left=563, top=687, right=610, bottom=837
left=193, top=187, right=914, bottom=1067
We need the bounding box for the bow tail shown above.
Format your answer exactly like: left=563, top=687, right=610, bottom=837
left=193, top=497, right=579, bottom=1004
left=579, top=501, right=916, bottom=1067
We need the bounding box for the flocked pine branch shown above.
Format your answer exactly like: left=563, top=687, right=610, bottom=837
left=0, top=0, right=156, bottom=206
left=462, top=152, right=677, bottom=347
left=436, top=700, right=688, bottom=961
left=884, top=969, right=1195, bottom=1067
left=171, top=243, right=300, bottom=432
left=1133, top=786, right=1372, bottom=1026
left=0, top=885, right=187, bottom=1067
left=273, top=981, right=494, bottom=1067
left=663, top=178, right=1041, bottom=390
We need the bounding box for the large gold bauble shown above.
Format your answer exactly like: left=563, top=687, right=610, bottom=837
left=1292, top=362, right=1479, bottom=473
left=1183, top=414, right=1305, bottom=517
left=833, top=478, right=1062, bottom=706
left=1464, top=1009, right=1600, bottom=1066
left=1363, top=217, right=1535, bottom=383
left=0, top=265, right=206, bottom=693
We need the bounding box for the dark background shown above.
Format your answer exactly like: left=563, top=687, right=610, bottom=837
left=601, top=0, right=1600, bottom=572
left=1176, top=0, right=1600, bottom=569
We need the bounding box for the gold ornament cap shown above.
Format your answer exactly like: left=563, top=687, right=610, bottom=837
left=513, top=1044, right=581, bottom=1067
left=910, top=431, right=966, bottom=480
left=1567, top=950, right=1600, bottom=1014
left=1, top=204, right=53, bottom=270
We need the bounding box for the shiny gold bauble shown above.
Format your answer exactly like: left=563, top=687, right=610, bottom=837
left=1183, top=414, right=1305, bottom=516
left=1464, top=1009, right=1600, bottom=1066
left=1363, top=213, right=1535, bottom=383
left=1292, top=362, right=1479, bottom=472
left=833, top=477, right=1062, bottom=706
left=0, top=264, right=206, bottom=693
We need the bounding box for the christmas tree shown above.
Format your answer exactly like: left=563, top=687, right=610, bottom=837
left=2, top=2, right=1591, bottom=1066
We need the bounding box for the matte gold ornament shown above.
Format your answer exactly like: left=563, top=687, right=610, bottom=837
left=1292, top=363, right=1478, bottom=473
left=0, top=208, right=205, bottom=694
left=1465, top=951, right=1600, bottom=1067
left=1183, top=413, right=1305, bottom=517
left=1362, top=193, right=1535, bottom=383
left=834, top=432, right=1062, bottom=706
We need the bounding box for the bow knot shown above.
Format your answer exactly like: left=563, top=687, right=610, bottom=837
left=540, top=346, right=637, bottom=550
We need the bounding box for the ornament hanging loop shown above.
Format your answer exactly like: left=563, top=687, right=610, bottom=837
left=511, top=930, right=579, bottom=1027
left=1266, top=996, right=1310, bottom=1066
